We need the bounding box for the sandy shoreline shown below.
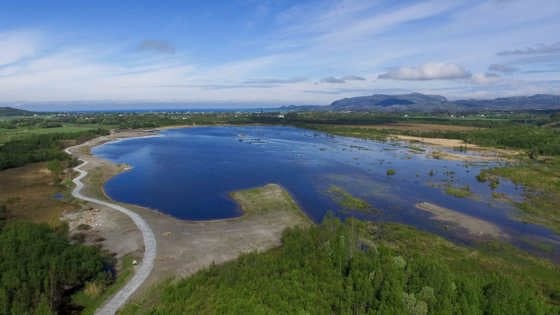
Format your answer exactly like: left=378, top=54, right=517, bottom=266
left=392, top=135, right=518, bottom=162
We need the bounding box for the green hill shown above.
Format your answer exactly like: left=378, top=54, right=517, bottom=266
left=0, top=107, right=33, bottom=116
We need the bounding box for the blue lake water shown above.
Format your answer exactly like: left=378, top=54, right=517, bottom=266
left=93, top=126, right=560, bottom=258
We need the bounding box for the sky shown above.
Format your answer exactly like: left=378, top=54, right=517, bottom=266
left=0, top=0, right=559, bottom=108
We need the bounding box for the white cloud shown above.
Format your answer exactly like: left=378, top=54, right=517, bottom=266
left=1, top=0, right=559, bottom=106
left=0, top=30, right=40, bottom=66
left=378, top=63, right=471, bottom=80
left=318, top=1, right=457, bottom=44
left=319, top=75, right=365, bottom=84
left=471, top=73, right=501, bottom=85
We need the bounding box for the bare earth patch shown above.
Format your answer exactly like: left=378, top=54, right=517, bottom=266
left=393, top=135, right=518, bottom=162
left=416, top=202, right=507, bottom=239
left=359, top=123, right=479, bottom=132
left=394, top=135, right=475, bottom=148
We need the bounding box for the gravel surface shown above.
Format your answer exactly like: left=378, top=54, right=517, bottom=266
left=65, top=146, right=157, bottom=315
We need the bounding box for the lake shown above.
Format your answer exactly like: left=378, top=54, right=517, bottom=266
left=93, top=125, right=560, bottom=257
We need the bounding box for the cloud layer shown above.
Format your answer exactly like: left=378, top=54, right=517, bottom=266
left=0, top=0, right=559, bottom=106
left=498, top=42, right=560, bottom=56
left=136, top=40, right=176, bottom=54
left=488, top=64, right=517, bottom=73
left=378, top=63, right=471, bottom=81
left=320, top=75, right=365, bottom=84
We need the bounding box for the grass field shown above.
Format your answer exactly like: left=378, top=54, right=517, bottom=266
left=0, top=162, right=77, bottom=225
left=326, top=185, right=378, bottom=214
left=480, top=158, right=560, bottom=233
left=444, top=185, right=473, bottom=198
left=230, top=183, right=311, bottom=225
left=0, top=124, right=107, bottom=144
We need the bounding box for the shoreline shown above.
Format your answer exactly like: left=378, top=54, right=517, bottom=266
left=64, top=124, right=531, bottom=312
left=392, top=134, right=519, bottom=162
left=65, top=138, right=157, bottom=315
left=416, top=201, right=507, bottom=239
left=65, top=124, right=313, bottom=311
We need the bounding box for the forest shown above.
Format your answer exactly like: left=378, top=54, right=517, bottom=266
left=0, top=129, right=109, bottom=170
left=303, top=123, right=560, bottom=156
left=122, top=218, right=560, bottom=315
left=0, top=221, right=113, bottom=315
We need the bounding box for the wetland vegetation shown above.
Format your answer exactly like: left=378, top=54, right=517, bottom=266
left=327, top=185, right=378, bottom=214
left=1, top=110, right=560, bottom=314
left=444, top=185, right=473, bottom=198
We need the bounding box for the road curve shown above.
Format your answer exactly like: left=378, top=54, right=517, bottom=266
left=65, top=146, right=157, bottom=315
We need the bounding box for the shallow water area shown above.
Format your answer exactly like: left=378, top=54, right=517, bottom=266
left=93, top=126, right=560, bottom=259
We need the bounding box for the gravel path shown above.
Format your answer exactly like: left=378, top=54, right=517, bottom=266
left=65, top=146, right=157, bottom=315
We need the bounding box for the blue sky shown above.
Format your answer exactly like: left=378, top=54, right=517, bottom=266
left=0, top=0, right=559, bottom=107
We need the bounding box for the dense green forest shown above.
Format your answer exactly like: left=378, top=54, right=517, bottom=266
left=122, top=218, right=560, bottom=315
left=0, top=129, right=108, bottom=170
left=462, top=127, right=560, bottom=156
left=0, top=221, right=113, bottom=315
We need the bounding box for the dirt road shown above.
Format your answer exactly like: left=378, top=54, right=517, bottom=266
left=65, top=145, right=157, bottom=315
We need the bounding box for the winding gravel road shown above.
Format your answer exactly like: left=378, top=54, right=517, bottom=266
left=65, top=146, right=157, bottom=315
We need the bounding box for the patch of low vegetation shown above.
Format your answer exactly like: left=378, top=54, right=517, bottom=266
left=231, top=184, right=311, bottom=224
left=481, top=158, right=560, bottom=233
left=477, top=171, right=501, bottom=189
left=327, top=185, right=378, bottom=214
left=72, top=254, right=136, bottom=315
left=407, top=145, right=425, bottom=153
left=0, top=205, right=7, bottom=229
left=121, top=218, right=560, bottom=314
left=0, top=162, right=77, bottom=224
left=386, top=168, right=396, bottom=176
left=444, top=185, right=472, bottom=198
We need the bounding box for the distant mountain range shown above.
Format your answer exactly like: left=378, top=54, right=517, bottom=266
left=4, top=93, right=560, bottom=114
left=0, top=107, right=33, bottom=116
left=282, top=93, right=560, bottom=112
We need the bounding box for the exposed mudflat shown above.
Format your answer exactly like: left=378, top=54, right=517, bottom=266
left=416, top=201, right=507, bottom=239
left=393, top=135, right=518, bottom=161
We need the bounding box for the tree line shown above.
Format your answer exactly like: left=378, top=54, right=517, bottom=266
left=0, top=221, right=113, bottom=314
left=0, top=129, right=109, bottom=170
left=122, top=217, right=558, bottom=315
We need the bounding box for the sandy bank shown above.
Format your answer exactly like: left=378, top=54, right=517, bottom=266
left=393, top=135, right=518, bottom=162
left=416, top=202, right=507, bottom=239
